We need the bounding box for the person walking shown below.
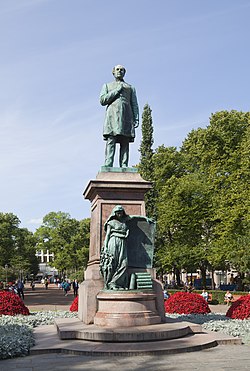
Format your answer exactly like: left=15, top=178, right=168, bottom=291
left=17, top=280, right=24, bottom=300
left=44, top=278, right=49, bottom=290
left=30, top=280, right=35, bottom=290
left=62, top=280, right=71, bottom=296
left=72, top=279, right=79, bottom=297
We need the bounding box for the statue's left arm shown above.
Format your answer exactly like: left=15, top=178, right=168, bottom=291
left=131, top=87, right=139, bottom=128
left=127, top=215, right=155, bottom=224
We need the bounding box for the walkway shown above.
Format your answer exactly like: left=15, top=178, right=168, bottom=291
left=22, top=282, right=74, bottom=311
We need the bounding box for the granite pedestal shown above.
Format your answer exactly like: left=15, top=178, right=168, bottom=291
left=78, top=169, right=164, bottom=325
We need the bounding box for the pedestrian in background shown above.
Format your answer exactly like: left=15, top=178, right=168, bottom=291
left=17, top=280, right=24, bottom=300
left=62, top=280, right=71, bottom=296
left=72, top=279, right=79, bottom=297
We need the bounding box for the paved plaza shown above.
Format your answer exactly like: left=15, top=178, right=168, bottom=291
left=1, top=345, right=250, bottom=371
left=0, top=283, right=249, bottom=370
left=21, top=282, right=75, bottom=311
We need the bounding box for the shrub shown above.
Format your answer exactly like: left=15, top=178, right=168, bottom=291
left=70, top=296, right=78, bottom=312
left=167, top=289, right=248, bottom=304
left=164, top=291, right=211, bottom=314
left=0, top=311, right=78, bottom=360
left=0, top=291, right=29, bottom=316
left=226, top=294, right=250, bottom=320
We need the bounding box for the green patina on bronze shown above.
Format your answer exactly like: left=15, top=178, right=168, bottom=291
left=100, top=166, right=138, bottom=173
left=100, top=205, right=155, bottom=291
left=134, top=272, right=153, bottom=290
left=126, top=217, right=156, bottom=269
left=100, top=65, right=139, bottom=168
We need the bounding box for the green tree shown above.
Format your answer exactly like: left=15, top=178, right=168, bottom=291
left=153, top=110, right=250, bottom=284
left=35, top=211, right=71, bottom=253
left=153, top=146, right=184, bottom=188
left=138, top=104, right=154, bottom=179
left=35, top=212, right=90, bottom=277
left=156, top=172, right=216, bottom=286
left=0, top=213, right=38, bottom=280
left=151, top=146, right=186, bottom=282
left=138, top=104, right=156, bottom=218
left=11, top=227, right=39, bottom=278
left=0, top=213, right=20, bottom=266
left=181, top=110, right=250, bottom=274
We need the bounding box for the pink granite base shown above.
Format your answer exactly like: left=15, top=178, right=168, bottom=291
left=82, top=171, right=161, bottom=326
left=78, top=264, right=103, bottom=324
left=94, top=291, right=162, bottom=327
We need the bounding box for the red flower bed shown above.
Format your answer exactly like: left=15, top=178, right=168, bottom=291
left=70, top=296, right=78, bottom=312
left=0, top=291, right=30, bottom=315
left=164, top=291, right=211, bottom=314
left=226, top=294, right=250, bottom=320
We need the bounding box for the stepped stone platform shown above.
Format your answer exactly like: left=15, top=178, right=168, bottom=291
left=55, top=318, right=202, bottom=342
left=29, top=318, right=241, bottom=357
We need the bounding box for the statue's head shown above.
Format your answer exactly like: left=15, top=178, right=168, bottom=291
left=104, top=205, right=127, bottom=231
left=113, top=204, right=125, bottom=216
left=114, top=205, right=126, bottom=221
left=112, top=65, right=126, bottom=80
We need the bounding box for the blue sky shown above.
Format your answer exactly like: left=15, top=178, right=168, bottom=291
left=0, top=0, right=250, bottom=231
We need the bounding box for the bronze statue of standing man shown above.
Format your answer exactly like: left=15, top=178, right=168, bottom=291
left=100, top=65, right=139, bottom=168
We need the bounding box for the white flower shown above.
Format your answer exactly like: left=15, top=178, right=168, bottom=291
left=0, top=310, right=77, bottom=359
left=165, top=312, right=250, bottom=344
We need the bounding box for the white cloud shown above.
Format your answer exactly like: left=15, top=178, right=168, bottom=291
left=27, top=217, right=43, bottom=225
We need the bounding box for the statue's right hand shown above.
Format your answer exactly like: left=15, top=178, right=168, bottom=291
left=117, top=83, right=123, bottom=93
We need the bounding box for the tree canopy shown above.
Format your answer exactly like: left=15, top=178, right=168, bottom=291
left=0, top=210, right=90, bottom=281
left=35, top=212, right=90, bottom=276
left=138, top=104, right=156, bottom=218
left=138, top=110, right=250, bottom=285
left=0, top=213, right=39, bottom=280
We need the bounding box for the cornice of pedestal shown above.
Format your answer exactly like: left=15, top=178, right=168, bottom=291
left=83, top=169, right=152, bottom=201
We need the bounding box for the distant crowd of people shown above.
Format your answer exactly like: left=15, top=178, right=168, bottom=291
left=0, top=276, right=80, bottom=300
left=39, top=277, right=79, bottom=297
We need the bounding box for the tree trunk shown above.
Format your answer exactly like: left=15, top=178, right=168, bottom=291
left=200, top=265, right=207, bottom=289
left=211, top=269, right=216, bottom=290
left=175, top=267, right=181, bottom=286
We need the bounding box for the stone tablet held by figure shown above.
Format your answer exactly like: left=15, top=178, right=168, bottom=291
left=100, top=65, right=139, bottom=168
